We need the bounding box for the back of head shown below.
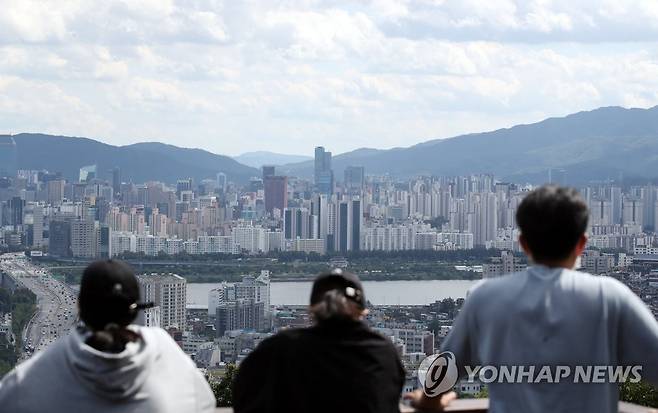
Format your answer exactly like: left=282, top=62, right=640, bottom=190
left=79, top=260, right=141, bottom=352
left=309, top=269, right=366, bottom=322
left=516, top=185, right=589, bottom=263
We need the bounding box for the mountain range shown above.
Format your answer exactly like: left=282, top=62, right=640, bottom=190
left=233, top=151, right=312, bottom=168
left=4, top=134, right=259, bottom=184
left=3, top=105, right=658, bottom=185
left=279, top=105, right=658, bottom=184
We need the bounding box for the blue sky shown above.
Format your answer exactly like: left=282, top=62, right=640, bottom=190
left=1, top=0, right=658, bottom=156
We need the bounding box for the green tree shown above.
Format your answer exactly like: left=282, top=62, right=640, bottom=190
left=209, top=364, right=237, bottom=407
left=619, top=381, right=658, bottom=408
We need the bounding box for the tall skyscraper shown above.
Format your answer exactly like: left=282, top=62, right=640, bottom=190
left=8, top=196, right=24, bottom=229
left=216, top=172, right=227, bottom=194
left=314, top=146, right=334, bottom=195
left=264, top=175, right=288, bottom=214
left=112, top=167, right=121, bottom=197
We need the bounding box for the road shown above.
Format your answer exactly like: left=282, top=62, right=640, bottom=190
left=0, top=253, right=77, bottom=359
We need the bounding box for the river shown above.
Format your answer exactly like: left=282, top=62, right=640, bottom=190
left=187, top=279, right=478, bottom=307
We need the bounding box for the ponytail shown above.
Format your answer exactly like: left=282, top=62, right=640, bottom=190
left=311, top=289, right=353, bottom=322
left=85, top=323, right=139, bottom=353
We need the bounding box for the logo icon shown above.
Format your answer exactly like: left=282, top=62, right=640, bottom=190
left=418, top=351, right=459, bottom=397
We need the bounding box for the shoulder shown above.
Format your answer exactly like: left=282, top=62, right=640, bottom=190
left=467, top=271, right=526, bottom=301
left=256, top=328, right=304, bottom=350
left=13, top=336, right=68, bottom=378
left=135, top=325, right=178, bottom=346
left=0, top=336, right=69, bottom=407
left=137, top=326, right=196, bottom=365
left=560, top=270, right=634, bottom=298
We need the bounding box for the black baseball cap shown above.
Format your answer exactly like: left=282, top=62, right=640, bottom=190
left=78, top=260, right=152, bottom=330
left=310, top=269, right=366, bottom=308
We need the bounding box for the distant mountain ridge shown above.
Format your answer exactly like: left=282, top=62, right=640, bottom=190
left=5, top=105, right=658, bottom=186
left=279, top=106, right=658, bottom=184
left=233, top=151, right=312, bottom=168
left=5, top=134, right=259, bottom=184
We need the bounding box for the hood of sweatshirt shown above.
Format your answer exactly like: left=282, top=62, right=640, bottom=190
left=65, top=325, right=158, bottom=400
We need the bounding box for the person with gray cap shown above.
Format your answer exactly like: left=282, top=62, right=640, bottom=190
left=0, top=259, right=216, bottom=413
left=234, top=269, right=405, bottom=413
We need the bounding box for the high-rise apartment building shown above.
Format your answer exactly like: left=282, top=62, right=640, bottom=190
left=208, top=272, right=270, bottom=317
left=312, top=194, right=329, bottom=243
left=216, top=299, right=264, bottom=336
left=137, top=273, right=187, bottom=330
left=334, top=198, right=362, bottom=253
left=46, top=179, right=65, bottom=205
left=622, top=197, right=644, bottom=227
left=344, top=166, right=365, bottom=195
left=25, top=204, right=44, bottom=248
left=590, top=198, right=613, bottom=226
left=283, top=207, right=315, bottom=240
left=483, top=251, right=526, bottom=278
left=71, top=219, right=99, bottom=258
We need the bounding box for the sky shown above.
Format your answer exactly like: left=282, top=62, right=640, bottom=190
left=2, top=1, right=658, bottom=157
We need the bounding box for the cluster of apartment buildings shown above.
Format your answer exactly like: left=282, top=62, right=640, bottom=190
left=3, top=148, right=658, bottom=263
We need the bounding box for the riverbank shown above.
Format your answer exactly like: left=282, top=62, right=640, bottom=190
left=45, top=257, right=482, bottom=284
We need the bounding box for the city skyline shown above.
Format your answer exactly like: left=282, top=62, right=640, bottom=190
left=3, top=1, right=658, bottom=155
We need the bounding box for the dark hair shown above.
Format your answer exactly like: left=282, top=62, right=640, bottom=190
left=310, top=289, right=355, bottom=322
left=310, top=270, right=366, bottom=322
left=310, top=270, right=365, bottom=308
left=516, top=185, right=589, bottom=262
left=79, top=260, right=141, bottom=352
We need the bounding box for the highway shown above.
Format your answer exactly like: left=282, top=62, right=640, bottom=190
left=0, top=253, right=77, bottom=359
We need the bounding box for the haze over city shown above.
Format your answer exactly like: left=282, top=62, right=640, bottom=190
left=3, top=0, right=658, bottom=155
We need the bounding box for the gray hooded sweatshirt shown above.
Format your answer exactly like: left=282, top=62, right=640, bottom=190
left=0, top=325, right=216, bottom=413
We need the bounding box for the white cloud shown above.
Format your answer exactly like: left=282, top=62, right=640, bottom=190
left=0, top=0, right=657, bottom=156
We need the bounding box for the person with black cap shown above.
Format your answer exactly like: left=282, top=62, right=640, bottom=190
left=0, top=259, right=216, bottom=412
left=233, top=268, right=405, bottom=413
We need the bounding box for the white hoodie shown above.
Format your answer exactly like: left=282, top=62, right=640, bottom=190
left=0, top=326, right=216, bottom=413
